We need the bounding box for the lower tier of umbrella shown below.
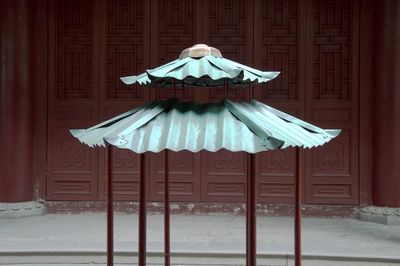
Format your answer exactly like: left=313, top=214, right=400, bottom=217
left=71, top=98, right=339, bottom=153
left=70, top=98, right=340, bottom=266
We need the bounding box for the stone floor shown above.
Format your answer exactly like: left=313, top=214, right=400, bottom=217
left=1, top=213, right=400, bottom=265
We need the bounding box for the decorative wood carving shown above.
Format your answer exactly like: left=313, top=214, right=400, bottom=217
left=206, top=0, right=248, bottom=102
left=153, top=0, right=196, bottom=101
left=47, top=0, right=98, bottom=200
left=106, top=0, right=145, bottom=99
left=306, top=0, right=359, bottom=204
left=209, top=0, right=246, bottom=62
left=55, top=0, right=93, bottom=99
left=260, top=0, right=299, bottom=100
left=149, top=151, right=201, bottom=202
left=312, top=0, right=352, bottom=100
left=258, top=149, right=295, bottom=204
left=47, top=125, right=98, bottom=200
left=201, top=151, right=247, bottom=202
left=159, top=0, right=196, bottom=64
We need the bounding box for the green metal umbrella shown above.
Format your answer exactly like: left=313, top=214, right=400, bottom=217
left=70, top=44, right=340, bottom=266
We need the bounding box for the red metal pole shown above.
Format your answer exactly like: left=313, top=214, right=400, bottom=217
left=139, top=153, right=147, bottom=266
left=107, top=144, right=114, bottom=266
left=164, top=150, right=170, bottom=266
left=295, top=147, right=302, bottom=266
left=246, top=153, right=256, bottom=266
left=224, top=79, right=227, bottom=98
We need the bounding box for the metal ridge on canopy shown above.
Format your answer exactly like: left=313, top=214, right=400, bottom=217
left=70, top=98, right=340, bottom=154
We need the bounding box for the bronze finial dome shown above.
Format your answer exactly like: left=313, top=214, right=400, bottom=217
left=179, top=44, right=222, bottom=59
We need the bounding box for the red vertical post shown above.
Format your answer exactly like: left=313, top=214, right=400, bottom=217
left=224, top=78, right=228, bottom=98
left=106, top=144, right=114, bottom=266
left=164, top=150, right=170, bottom=266
left=295, top=147, right=302, bottom=266
left=246, top=153, right=256, bottom=266
left=0, top=0, right=36, bottom=203
left=139, top=153, right=147, bottom=266
left=372, top=0, right=400, bottom=207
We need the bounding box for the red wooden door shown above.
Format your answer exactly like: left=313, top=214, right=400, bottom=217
left=46, top=0, right=359, bottom=205
left=147, top=0, right=203, bottom=202
left=199, top=0, right=253, bottom=203
left=47, top=0, right=99, bottom=200
left=96, top=0, right=151, bottom=201
left=253, top=0, right=306, bottom=204
left=304, top=0, right=359, bottom=204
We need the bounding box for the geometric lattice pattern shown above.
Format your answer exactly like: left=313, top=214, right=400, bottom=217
left=107, top=0, right=144, bottom=99
left=56, top=0, right=93, bottom=99
left=312, top=0, right=352, bottom=100
left=260, top=0, right=299, bottom=100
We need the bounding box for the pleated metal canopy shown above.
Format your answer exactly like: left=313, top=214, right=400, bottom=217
left=70, top=98, right=340, bottom=153
left=120, top=44, right=280, bottom=87
left=69, top=43, right=341, bottom=266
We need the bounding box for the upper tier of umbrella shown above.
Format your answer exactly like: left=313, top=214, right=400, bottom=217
left=120, top=44, right=280, bottom=87
left=70, top=98, right=340, bottom=154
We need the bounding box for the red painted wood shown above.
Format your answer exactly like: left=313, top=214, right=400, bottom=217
left=107, top=145, right=114, bottom=266
left=304, top=0, right=359, bottom=205
left=139, top=153, right=147, bottom=266
left=253, top=0, right=306, bottom=204
left=358, top=0, right=374, bottom=206
left=201, top=151, right=248, bottom=203
left=0, top=0, right=36, bottom=202
left=246, top=154, right=256, bottom=266
left=372, top=0, right=400, bottom=207
left=47, top=0, right=99, bottom=200
left=164, top=151, right=170, bottom=266
left=295, top=148, right=302, bottom=266
left=31, top=0, right=49, bottom=202
left=149, top=151, right=201, bottom=202
left=148, top=1, right=202, bottom=202
left=98, top=0, right=151, bottom=202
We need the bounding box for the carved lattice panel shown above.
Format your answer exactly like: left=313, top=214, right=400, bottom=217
left=307, top=129, right=353, bottom=203
left=257, top=149, right=296, bottom=204
left=256, top=106, right=300, bottom=203
left=147, top=0, right=199, bottom=202
left=257, top=0, right=300, bottom=100
left=148, top=151, right=201, bottom=202
left=106, top=0, right=145, bottom=100
left=110, top=149, right=140, bottom=200
left=208, top=0, right=246, bottom=62
left=201, top=150, right=247, bottom=202
left=311, top=0, right=352, bottom=100
left=312, top=132, right=349, bottom=176
left=158, top=0, right=196, bottom=64
left=48, top=127, right=97, bottom=199
left=152, top=0, right=197, bottom=101
left=305, top=0, right=359, bottom=204
left=47, top=0, right=99, bottom=200
left=204, top=0, right=250, bottom=102
left=197, top=0, right=251, bottom=196
left=97, top=0, right=149, bottom=200
left=55, top=0, right=93, bottom=99
left=97, top=105, right=145, bottom=201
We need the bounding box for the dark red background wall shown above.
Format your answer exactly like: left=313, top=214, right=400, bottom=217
left=44, top=0, right=360, bottom=205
